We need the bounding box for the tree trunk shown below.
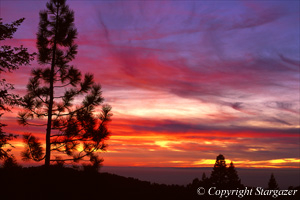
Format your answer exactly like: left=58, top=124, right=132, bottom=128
left=45, top=4, right=59, bottom=167
left=45, top=46, right=56, bottom=167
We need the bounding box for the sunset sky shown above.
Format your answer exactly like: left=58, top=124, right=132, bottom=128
left=1, top=0, right=299, bottom=169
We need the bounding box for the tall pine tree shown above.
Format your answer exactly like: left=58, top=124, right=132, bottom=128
left=19, top=0, right=112, bottom=167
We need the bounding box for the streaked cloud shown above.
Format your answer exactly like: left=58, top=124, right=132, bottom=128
left=1, top=0, right=299, bottom=168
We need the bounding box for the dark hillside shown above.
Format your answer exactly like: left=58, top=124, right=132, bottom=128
left=0, top=166, right=299, bottom=200
left=0, top=166, right=188, bottom=200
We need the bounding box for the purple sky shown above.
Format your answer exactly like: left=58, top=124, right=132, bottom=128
left=0, top=0, right=299, bottom=169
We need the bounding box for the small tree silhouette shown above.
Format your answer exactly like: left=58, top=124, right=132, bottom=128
left=201, top=172, right=207, bottom=182
left=0, top=18, right=35, bottom=160
left=210, top=154, right=228, bottom=187
left=268, top=173, right=279, bottom=189
left=227, top=161, right=242, bottom=188
left=18, top=0, right=112, bottom=167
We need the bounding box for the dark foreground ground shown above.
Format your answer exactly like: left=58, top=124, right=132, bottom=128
left=0, top=166, right=299, bottom=200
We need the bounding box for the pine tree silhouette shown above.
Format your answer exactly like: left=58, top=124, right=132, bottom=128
left=19, top=0, right=112, bottom=167
left=209, top=154, right=228, bottom=187
left=227, top=161, right=242, bottom=188
left=201, top=172, right=207, bottom=181
left=268, top=173, right=279, bottom=189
